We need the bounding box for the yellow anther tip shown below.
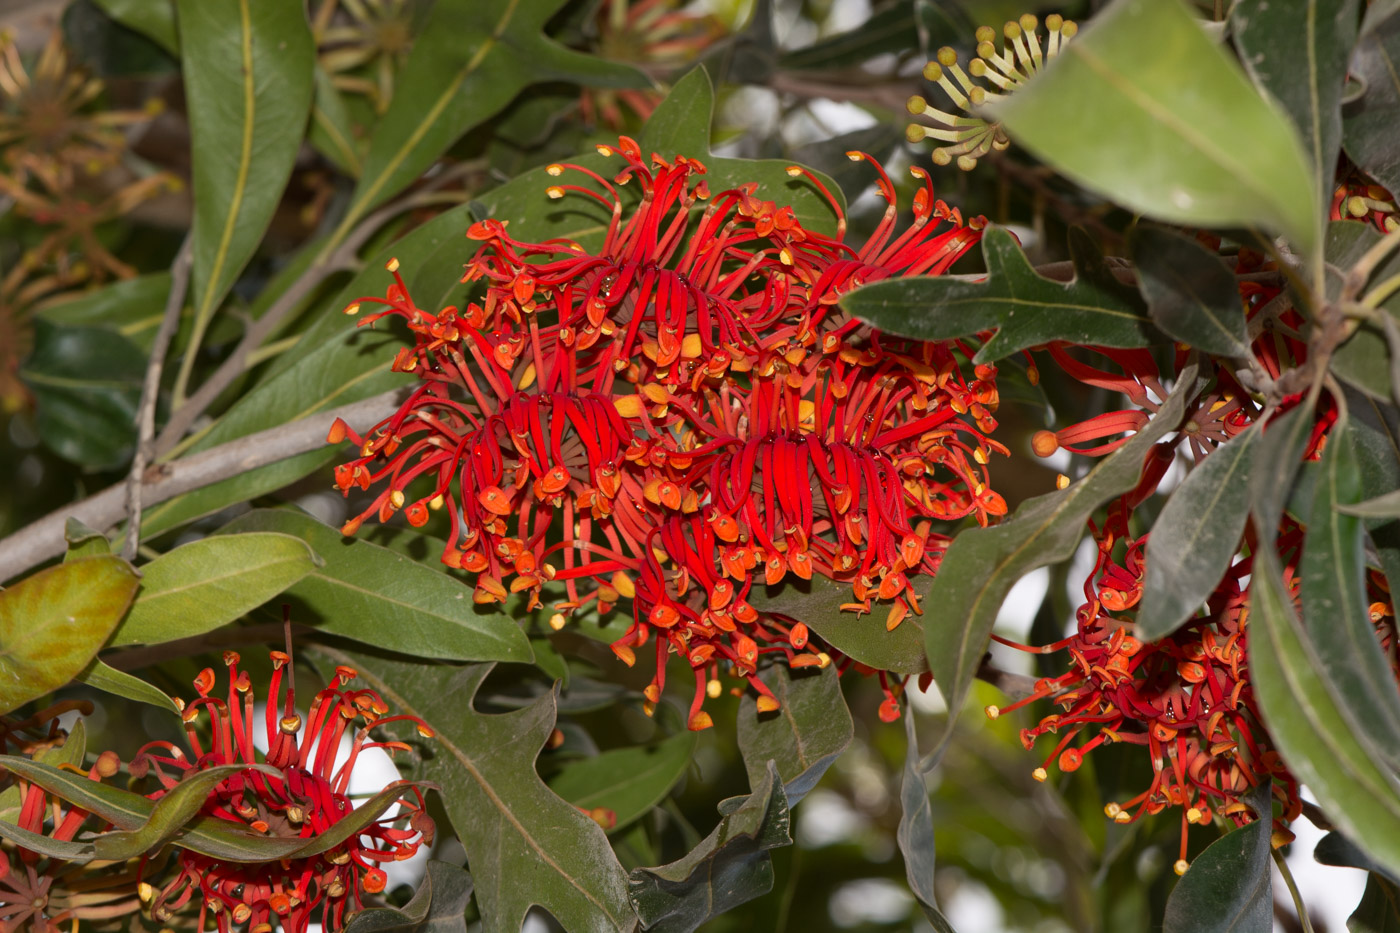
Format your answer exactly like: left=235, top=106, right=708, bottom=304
left=907, top=95, right=927, bottom=115
left=385, top=257, right=399, bottom=272
left=1032, top=767, right=1048, bottom=782
left=922, top=61, right=944, bottom=81
left=545, top=163, right=564, bottom=176
left=985, top=704, right=1000, bottom=719
left=1019, top=13, right=1038, bottom=31
left=937, top=46, right=958, bottom=66
left=1174, top=859, right=1190, bottom=876
left=975, top=25, right=996, bottom=42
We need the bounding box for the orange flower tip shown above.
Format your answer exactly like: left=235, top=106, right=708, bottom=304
left=1186, top=807, right=1203, bottom=824
left=688, top=711, right=715, bottom=731
left=233, top=904, right=253, bottom=924
left=756, top=696, right=781, bottom=714
left=611, top=570, right=636, bottom=599
left=327, top=418, right=348, bottom=444
left=545, top=163, right=564, bottom=176
left=1104, top=802, right=1121, bottom=819
left=1272, top=828, right=1296, bottom=849
left=280, top=714, right=303, bottom=735
left=642, top=700, right=656, bottom=717
left=985, top=704, right=1000, bottom=720
left=1055, top=474, right=1070, bottom=490
left=341, top=517, right=363, bottom=536
left=643, top=684, right=661, bottom=704
left=1058, top=748, right=1083, bottom=771
left=251, top=819, right=271, bottom=834
left=547, top=728, right=565, bottom=750
left=589, top=807, right=617, bottom=830
left=416, top=723, right=436, bottom=739
left=193, top=668, right=217, bottom=695
left=1173, top=859, right=1190, bottom=877
left=138, top=882, right=155, bottom=903
left=364, top=868, right=389, bottom=894
left=223, top=650, right=240, bottom=667
left=546, top=186, right=565, bottom=200
left=784, top=165, right=802, bottom=177
left=613, top=394, right=645, bottom=417
left=1031, top=430, right=1059, bottom=457
left=596, top=144, right=614, bottom=156
left=706, top=678, right=723, bottom=699
left=95, top=749, right=120, bottom=778
left=549, top=612, right=567, bottom=631
left=342, top=302, right=361, bottom=315
left=385, top=257, right=400, bottom=273
left=1032, top=767, right=1048, bottom=783
left=612, top=643, right=637, bottom=667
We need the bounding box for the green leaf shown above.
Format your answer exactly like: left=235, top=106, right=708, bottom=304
left=1137, top=424, right=1259, bottom=640
left=736, top=664, right=852, bottom=805
left=897, top=710, right=957, bottom=931
left=345, top=860, right=474, bottom=933
left=1339, top=390, right=1400, bottom=595
left=745, top=575, right=926, bottom=674
left=1340, top=489, right=1400, bottom=517
left=341, top=0, right=647, bottom=228
left=1349, top=874, right=1400, bottom=932
left=989, top=0, right=1320, bottom=260
left=1231, top=0, right=1359, bottom=208
left=1365, top=0, right=1400, bottom=35
left=0, top=814, right=96, bottom=861
left=20, top=320, right=143, bottom=471
left=627, top=761, right=791, bottom=933
left=0, top=557, right=140, bottom=715
left=109, top=532, right=320, bottom=647
left=924, top=361, right=1201, bottom=747
left=312, top=648, right=636, bottom=933
left=91, top=0, right=177, bottom=52
left=1324, top=221, right=1400, bottom=399
left=1299, top=419, right=1400, bottom=774
left=37, top=272, right=173, bottom=353
left=779, top=0, right=919, bottom=70
left=840, top=227, right=1155, bottom=363
left=64, top=518, right=110, bottom=560
left=92, top=763, right=280, bottom=860
left=1344, top=17, right=1400, bottom=201
left=1130, top=226, right=1252, bottom=358
left=548, top=732, right=697, bottom=831
left=1248, top=532, right=1400, bottom=879
left=177, top=0, right=315, bottom=344
left=310, top=66, right=364, bottom=177
left=1161, top=783, right=1272, bottom=932
left=75, top=658, right=179, bottom=716
left=217, top=510, right=532, bottom=663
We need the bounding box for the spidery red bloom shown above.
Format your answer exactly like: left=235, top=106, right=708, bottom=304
left=332, top=136, right=999, bottom=729
left=132, top=648, right=434, bottom=933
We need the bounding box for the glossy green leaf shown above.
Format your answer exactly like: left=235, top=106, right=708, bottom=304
left=313, top=648, right=635, bottom=933
left=1339, top=391, right=1400, bottom=595
left=0, top=557, right=140, bottom=715
left=1138, top=424, right=1259, bottom=640
left=37, top=272, right=174, bottom=353
left=341, top=0, right=647, bottom=228
left=1345, top=17, right=1400, bottom=201
left=548, top=731, right=697, bottom=831
left=898, top=710, right=957, bottom=931
left=64, top=518, right=110, bottom=560
left=0, top=814, right=96, bottom=862
left=1249, top=406, right=1314, bottom=535
left=989, top=0, right=1320, bottom=260
left=1299, top=419, right=1400, bottom=774
left=924, top=362, right=1201, bottom=747
left=93, top=763, right=280, bottom=860
left=345, top=860, right=474, bottom=933
left=1349, top=874, right=1400, bottom=932
left=109, top=532, right=319, bottom=647
left=217, top=510, right=532, bottom=663
left=310, top=66, right=363, bottom=177
left=736, top=664, right=852, bottom=805
left=745, top=574, right=926, bottom=674
left=841, top=227, right=1155, bottom=363
left=1161, top=783, right=1272, bottom=932
left=1340, top=488, right=1400, bottom=517
left=91, top=0, right=177, bottom=52
left=177, top=0, right=314, bottom=347
left=1130, top=226, right=1251, bottom=358
left=75, top=658, right=180, bottom=716
left=628, top=761, right=791, bottom=933
left=1231, top=0, right=1359, bottom=207
left=1249, top=522, right=1400, bottom=879
left=20, top=320, right=143, bottom=471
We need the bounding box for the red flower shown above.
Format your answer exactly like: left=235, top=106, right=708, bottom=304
left=132, top=649, right=433, bottom=933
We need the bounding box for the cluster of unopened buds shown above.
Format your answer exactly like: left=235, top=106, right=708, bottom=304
left=130, top=647, right=434, bottom=933
left=332, top=135, right=1002, bottom=729
left=999, top=237, right=1350, bottom=873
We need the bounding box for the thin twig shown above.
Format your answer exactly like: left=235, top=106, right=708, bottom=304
left=975, top=661, right=1039, bottom=699
left=154, top=184, right=472, bottom=460
left=1272, top=848, right=1316, bottom=933
left=0, top=387, right=410, bottom=584
left=122, top=235, right=193, bottom=562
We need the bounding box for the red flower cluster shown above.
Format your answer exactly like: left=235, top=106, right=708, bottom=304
left=132, top=650, right=433, bottom=933
left=1006, top=244, right=1335, bottom=872
left=332, top=137, right=1000, bottom=728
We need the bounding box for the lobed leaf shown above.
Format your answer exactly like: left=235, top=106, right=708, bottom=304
left=841, top=227, right=1155, bottom=363
left=0, top=557, right=140, bottom=715
left=548, top=732, right=697, bottom=832
left=345, top=860, right=475, bottom=933
left=736, top=664, right=853, bottom=805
